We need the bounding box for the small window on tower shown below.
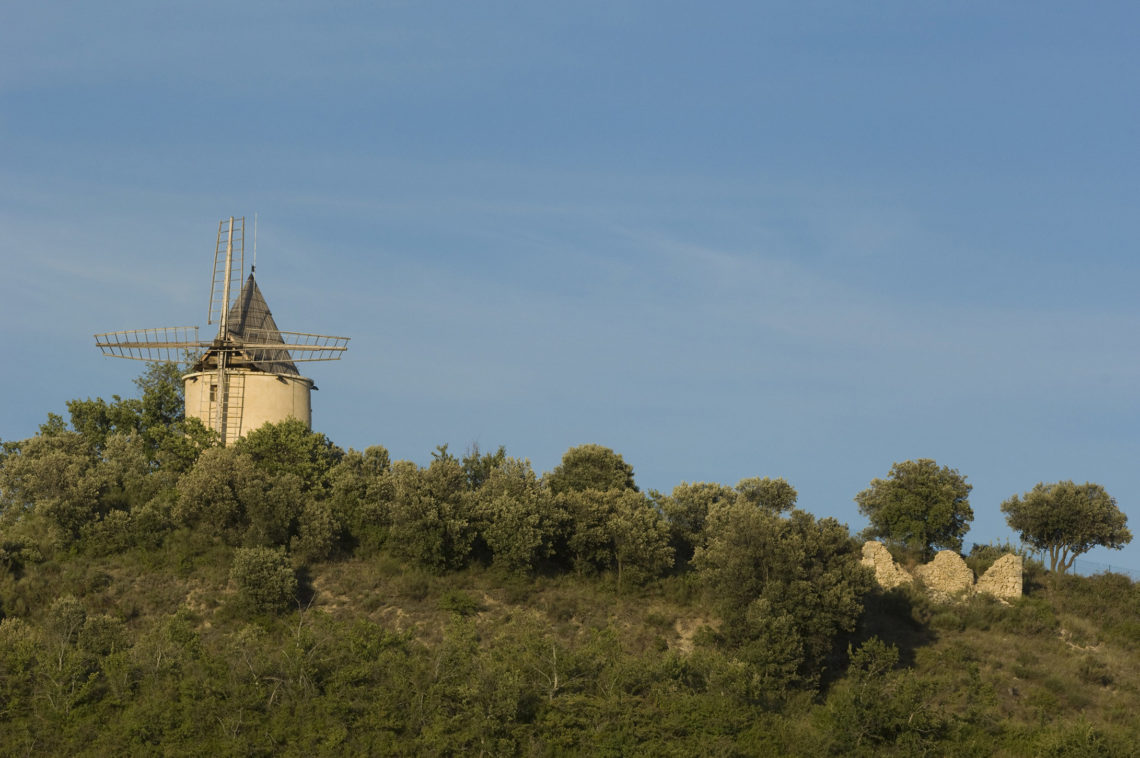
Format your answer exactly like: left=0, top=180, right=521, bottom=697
left=209, top=384, right=217, bottom=402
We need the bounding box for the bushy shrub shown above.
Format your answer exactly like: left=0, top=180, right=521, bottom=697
left=820, top=637, right=947, bottom=753
left=291, top=499, right=342, bottom=563
left=229, top=547, right=297, bottom=614
left=998, top=597, right=1057, bottom=636
left=77, top=613, right=127, bottom=656
left=232, top=418, right=343, bottom=493
left=387, top=459, right=475, bottom=572
left=695, top=504, right=872, bottom=688
left=439, top=589, right=481, bottom=616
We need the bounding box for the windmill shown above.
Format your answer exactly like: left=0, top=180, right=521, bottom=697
left=95, top=216, right=349, bottom=444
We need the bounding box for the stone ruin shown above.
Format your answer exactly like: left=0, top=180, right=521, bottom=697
left=861, top=541, right=913, bottom=591
left=860, top=541, right=1023, bottom=602
left=914, top=550, right=977, bottom=601
left=975, top=554, right=1024, bottom=600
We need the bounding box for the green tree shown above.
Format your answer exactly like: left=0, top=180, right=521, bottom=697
left=132, top=361, right=185, bottom=430
left=326, top=446, right=393, bottom=555
left=233, top=418, right=342, bottom=494
left=174, top=445, right=307, bottom=548
left=821, top=637, right=945, bottom=753
left=695, top=502, right=872, bottom=689
left=91, top=432, right=155, bottom=511
left=461, top=443, right=507, bottom=490
left=735, top=476, right=797, bottom=513
left=560, top=488, right=673, bottom=587
left=561, top=489, right=615, bottom=575
left=291, top=499, right=342, bottom=563
left=1002, top=481, right=1132, bottom=574
left=0, top=431, right=109, bottom=543
left=658, top=481, right=736, bottom=564
left=475, top=458, right=566, bottom=574
left=545, top=444, right=637, bottom=495
left=230, top=547, right=297, bottom=614
left=66, top=395, right=144, bottom=455
left=66, top=363, right=212, bottom=471
left=131, top=359, right=219, bottom=474
left=658, top=477, right=798, bottom=565
left=387, top=458, right=475, bottom=572
left=173, top=447, right=262, bottom=539
left=607, top=490, right=673, bottom=592
left=855, top=459, right=973, bottom=560
left=0, top=617, right=39, bottom=719
left=242, top=472, right=305, bottom=547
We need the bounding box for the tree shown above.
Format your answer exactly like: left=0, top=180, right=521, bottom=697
left=233, top=418, right=342, bottom=494
left=132, top=361, right=185, bottom=430
left=173, top=447, right=263, bottom=540
left=821, top=637, right=946, bottom=752
left=65, top=362, right=211, bottom=470
left=734, top=477, right=797, bottom=514
left=326, top=446, right=393, bottom=555
left=387, top=458, right=476, bottom=572
left=545, top=445, right=637, bottom=495
left=558, top=488, right=672, bottom=586
left=1001, top=481, right=1132, bottom=574
left=658, top=481, right=736, bottom=564
left=474, top=458, right=566, bottom=574
left=659, top=477, right=799, bottom=565
left=66, top=395, right=144, bottom=455
left=230, top=547, right=297, bottom=614
left=855, top=459, right=973, bottom=560
left=0, top=430, right=109, bottom=543
left=461, top=443, right=507, bottom=490
left=606, top=490, right=673, bottom=592
left=694, top=502, right=872, bottom=689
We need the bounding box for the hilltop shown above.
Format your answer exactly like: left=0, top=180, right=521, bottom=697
left=1, top=370, right=1138, bottom=756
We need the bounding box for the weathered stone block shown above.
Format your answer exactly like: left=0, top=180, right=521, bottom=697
left=861, top=541, right=913, bottom=590
left=913, top=550, right=975, bottom=599
left=976, top=553, right=1023, bottom=601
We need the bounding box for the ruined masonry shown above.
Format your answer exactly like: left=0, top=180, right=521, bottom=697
left=860, top=541, right=1023, bottom=602
left=861, top=541, right=913, bottom=590
left=975, top=553, right=1023, bottom=601
left=914, top=550, right=976, bottom=600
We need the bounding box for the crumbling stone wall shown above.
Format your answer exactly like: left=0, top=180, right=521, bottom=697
left=860, top=541, right=913, bottom=590
left=861, top=541, right=1024, bottom=602
left=914, top=550, right=976, bottom=599
left=976, top=553, right=1023, bottom=601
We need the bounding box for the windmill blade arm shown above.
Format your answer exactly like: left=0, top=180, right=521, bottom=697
left=241, top=330, right=350, bottom=361
left=94, top=326, right=204, bottom=362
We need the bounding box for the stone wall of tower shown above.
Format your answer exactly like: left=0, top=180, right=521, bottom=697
left=183, top=369, right=313, bottom=443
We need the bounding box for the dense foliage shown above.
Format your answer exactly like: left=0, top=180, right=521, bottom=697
left=855, top=458, right=974, bottom=560
left=1002, top=481, right=1132, bottom=574
left=0, top=373, right=1138, bottom=755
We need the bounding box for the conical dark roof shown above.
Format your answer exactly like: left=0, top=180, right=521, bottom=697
left=227, top=273, right=299, bottom=375
left=199, top=273, right=299, bottom=375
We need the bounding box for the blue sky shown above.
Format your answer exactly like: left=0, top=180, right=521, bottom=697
left=3, top=2, right=1139, bottom=571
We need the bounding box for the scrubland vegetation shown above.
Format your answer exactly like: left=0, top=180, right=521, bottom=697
left=1, top=366, right=1138, bottom=756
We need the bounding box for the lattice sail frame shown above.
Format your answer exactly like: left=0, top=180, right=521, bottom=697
left=93, top=327, right=348, bottom=364
left=94, top=327, right=202, bottom=363
left=240, top=330, right=350, bottom=362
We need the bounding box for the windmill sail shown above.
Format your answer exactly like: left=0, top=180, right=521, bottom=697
left=94, top=326, right=201, bottom=362
left=209, top=217, right=244, bottom=328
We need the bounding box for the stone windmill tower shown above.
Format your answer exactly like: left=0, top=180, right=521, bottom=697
left=95, top=216, right=349, bottom=444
